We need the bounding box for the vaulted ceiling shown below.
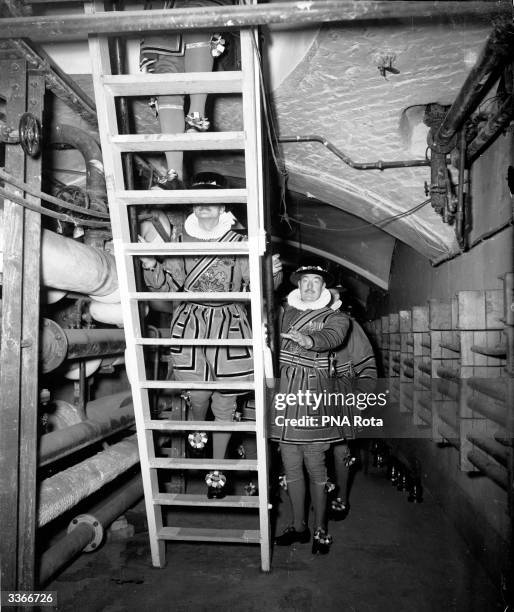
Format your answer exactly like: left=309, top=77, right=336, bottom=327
left=39, top=6, right=497, bottom=290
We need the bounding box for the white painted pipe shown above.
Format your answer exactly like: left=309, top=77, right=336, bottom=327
left=38, top=435, right=139, bottom=527
left=41, top=229, right=119, bottom=302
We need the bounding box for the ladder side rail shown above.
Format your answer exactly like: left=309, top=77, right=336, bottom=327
left=86, top=0, right=165, bottom=567
left=240, top=26, right=271, bottom=572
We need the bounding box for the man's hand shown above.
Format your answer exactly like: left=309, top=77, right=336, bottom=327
left=281, top=328, right=314, bottom=349
left=137, top=235, right=158, bottom=271
left=272, top=253, right=282, bottom=276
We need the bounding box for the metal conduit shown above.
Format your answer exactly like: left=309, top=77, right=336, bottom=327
left=38, top=435, right=139, bottom=527
left=437, top=379, right=459, bottom=401
left=467, top=432, right=509, bottom=467
left=418, top=361, right=432, bottom=375
left=467, top=397, right=507, bottom=427
left=39, top=392, right=134, bottom=466
left=278, top=135, right=431, bottom=170
left=2, top=2, right=510, bottom=42
left=468, top=377, right=507, bottom=403
left=38, top=474, right=143, bottom=585
left=467, top=449, right=508, bottom=490
left=436, top=365, right=461, bottom=381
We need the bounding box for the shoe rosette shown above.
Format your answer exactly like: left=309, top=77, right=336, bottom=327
left=188, top=431, right=208, bottom=450
left=324, top=479, right=336, bottom=494
left=244, top=481, right=257, bottom=496
left=210, top=33, right=226, bottom=57
left=185, top=112, right=210, bottom=132
left=205, top=470, right=227, bottom=490
left=313, top=529, right=332, bottom=547
left=344, top=454, right=357, bottom=468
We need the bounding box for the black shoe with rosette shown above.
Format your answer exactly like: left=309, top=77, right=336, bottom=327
left=205, top=470, right=227, bottom=499
left=312, top=528, right=332, bottom=555
left=275, top=526, right=311, bottom=546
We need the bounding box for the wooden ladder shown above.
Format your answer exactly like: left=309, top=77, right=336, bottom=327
left=87, top=2, right=271, bottom=571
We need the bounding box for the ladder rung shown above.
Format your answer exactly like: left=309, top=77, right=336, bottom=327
left=145, top=420, right=256, bottom=432
left=158, top=527, right=260, bottom=544
left=111, top=132, right=245, bottom=153
left=136, top=338, right=253, bottom=347
left=149, top=458, right=257, bottom=470
left=154, top=493, right=259, bottom=508
left=115, top=188, right=248, bottom=206
left=140, top=381, right=255, bottom=390
left=103, top=71, right=243, bottom=96
left=129, top=291, right=250, bottom=301
left=124, top=242, right=249, bottom=256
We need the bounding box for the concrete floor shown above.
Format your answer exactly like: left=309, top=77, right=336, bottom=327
left=49, top=464, right=503, bottom=612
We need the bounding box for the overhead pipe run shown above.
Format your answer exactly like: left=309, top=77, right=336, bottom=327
left=0, top=1, right=509, bottom=41
left=278, top=135, right=431, bottom=170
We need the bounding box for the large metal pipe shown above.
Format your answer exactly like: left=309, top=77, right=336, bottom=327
left=38, top=474, right=143, bottom=585
left=0, top=1, right=508, bottom=41
left=468, top=377, right=507, bottom=403
left=467, top=449, right=508, bottom=490
left=39, top=392, right=134, bottom=466
left=50, top=124, right=107, bottom=213
left=40, top=319, right=126, bottom=373
left=431, top=20, right=514, bottom=153
left=38, top=435, right=139, bottom=527
left=40, top=229, right=119, bottom=301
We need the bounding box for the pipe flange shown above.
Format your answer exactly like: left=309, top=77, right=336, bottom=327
left=427, top=128, right=457, bottom=155
left=40, top=318, right=68, bottom=373
left=19, top=112, right=42, bottom=158
left=67, top=513, right=104, bottom=552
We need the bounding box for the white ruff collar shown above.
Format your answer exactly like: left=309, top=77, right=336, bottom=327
left=184, top=211, right=236, bottom=240
left=287, top=288, right=332, bottom=311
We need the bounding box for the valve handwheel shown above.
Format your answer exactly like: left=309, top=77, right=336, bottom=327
left=19, top=112, right=42, bottom=158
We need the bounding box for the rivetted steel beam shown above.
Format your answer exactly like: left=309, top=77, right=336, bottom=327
left=0, top=2, right=509, bottom=42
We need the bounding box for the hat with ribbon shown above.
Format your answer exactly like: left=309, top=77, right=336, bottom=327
left=290, top=264, right=333, bottom=286
left=189, top=171, right=227, bottom=190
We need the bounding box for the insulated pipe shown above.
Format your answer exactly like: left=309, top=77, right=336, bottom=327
left=41, top=229, right=119, bottom=302
left=50, top=124, right=107, bottom=212
left=39, top=392, right=134, bottom=466
left=431, top=20, right=514, bottom=153
left=38, top=474, right=143, bottom=585
left=38, top=435, right=139, bottom=527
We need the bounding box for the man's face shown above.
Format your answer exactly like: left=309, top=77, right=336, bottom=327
left=298, top=274, right=325, bottom=302
left=193, top=204, right=225, bottom=220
